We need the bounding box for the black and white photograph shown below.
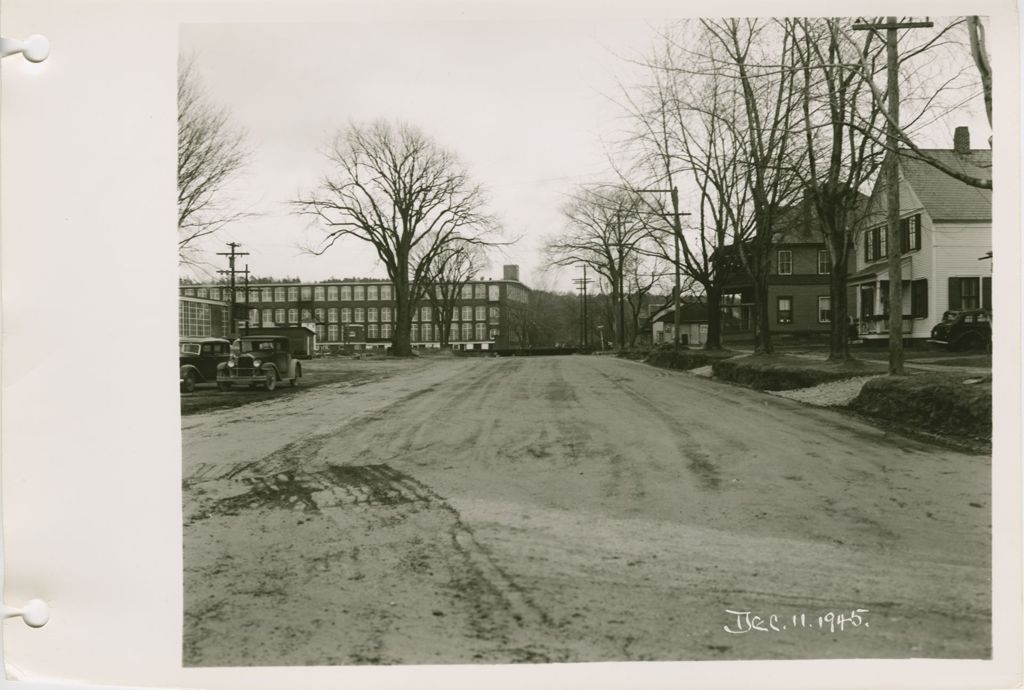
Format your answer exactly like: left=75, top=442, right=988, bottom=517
left=2, top=2, right=1020, bottom=688
left=175, top=14, right=998, bottom=668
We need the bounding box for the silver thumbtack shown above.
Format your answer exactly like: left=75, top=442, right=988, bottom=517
left=0, top=34, right=50, bottom=63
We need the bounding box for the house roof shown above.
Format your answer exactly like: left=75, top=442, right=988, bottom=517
left=650, top=301, right=709, bottom=324
left=900, top=149, right=992, bottom=222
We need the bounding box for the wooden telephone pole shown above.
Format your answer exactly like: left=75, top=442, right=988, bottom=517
left=853, top=17, right=933, bottom=375
left=216, top=241, right=249, bottom=337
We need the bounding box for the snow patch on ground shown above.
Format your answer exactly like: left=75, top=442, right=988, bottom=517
left=690, top=365, right=714, bottom=378
left=769, top=375, right=884, bottom=407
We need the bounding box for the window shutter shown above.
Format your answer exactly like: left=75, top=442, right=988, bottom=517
left=948, top=277, right=962, bottom=311
left=911, top=279, right=928, bottom=318
left=914, top=214, right=922, bottom=250
left=879, top=281, right=890, bottom=314
left=982, top=277, right=991, bottom=310
left=899, top=218, right=909, bottom=253
left=864, top=233, right=871, bottom=262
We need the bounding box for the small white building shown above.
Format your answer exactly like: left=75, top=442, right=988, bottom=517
left=848, top=127, right=991, bottom=341
left=648, top=302, right=709, bottom=348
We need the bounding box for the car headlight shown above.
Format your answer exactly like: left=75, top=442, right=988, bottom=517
left=253, top=359, right=262, bottom=368
left=227, top=360, right=235, bottom=368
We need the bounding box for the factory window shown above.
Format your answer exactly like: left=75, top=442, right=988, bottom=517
left=274, top=287, right=286, bottom=302
left=449, top=324, right=459, bottom=342
left=287, top=287, right=299, bottom=302
left=489, top=307, right=500, bottom=323
left=341, top=308, right=351, bottom=323
left=315, top=325, right=325, bottom=341
left=208, top=288, right=220, bottom=301
left=367, top=307, right=378, bottom=322
left=248, top=309, right=259, bottom=323
left=367, top=285, right=379, bottom=301
left=262, top=309, right=273, bottom=325
left=301, top=309, right=312, bottom=321
left=381, top=323, right=392, bottom=339
left=300, top=286, right=312, bottom=300
left=381, top=307, right=393, bottom=323
left=328, top=308, right=338, bottom=323
left=489, top=285, right=500, bottom=302
left=315, top=308, right=325, bottom=322
left=462, top=306, right=473, bottom=321
left=474, top=284, right=487, bottom=300
left=287, top=308, right=298, bottom=324
left=354, top=308, right=364, bottom=322
left=380, top=284, right=393, bottom=300
left=475, top=322, right=487, bottom=341
left=475, top=306, right=486, bottom=321
left=327, top=324, right=339, bottom=341
left=274, top=308, right=286, bottom=324
left=340, top=286, right=351, bottom=301
left=262, top=287, right=274, bottom=302
left=327, top=286, right=338, bottom=301
left=314, top=286, right=325, bottom=301
left=421, top=323, right=433, bottom=342
left=461, top=285, right=473, bottom=299
left=353, top=285, right=365, bottom=301
left=367, top=324, right=380, bottom=339
left=411, top=324, right=420, bottom=342
left=462, top=322, right=473, bottom=341
left=421, top=306, right=431, bottom=323
left=196, top=287, right=208, bottom=299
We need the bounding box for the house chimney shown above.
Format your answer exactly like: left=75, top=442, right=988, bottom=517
left=503, top=264, right=519, bottom=282
left=953, top=126, right=970, bottom=154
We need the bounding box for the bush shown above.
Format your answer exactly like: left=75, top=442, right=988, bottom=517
left=645, top=349, right=719, bottom=370
left=711, top=355, right=880, bottom=391
left=849, top=374, right=991, bottom=440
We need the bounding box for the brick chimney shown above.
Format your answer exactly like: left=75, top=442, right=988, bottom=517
left=502, top=264, right=519, bottom=282
left=953, top=126, right=970, bottom=154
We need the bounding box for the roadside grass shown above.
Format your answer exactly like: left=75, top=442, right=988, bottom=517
left=643, top=348, right=740, bottom=370
left=848, top=371, right=991, bottom=441
left=711, top=354, right=886, bottom=391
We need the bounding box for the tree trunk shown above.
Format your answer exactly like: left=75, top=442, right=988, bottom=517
left=827, top=247, right=851, bottom=361
left=751, top=270, right=773, bottom=354
left=704, top=286, right=723, bottom=350
left=392, top=278, right=414, bottom=357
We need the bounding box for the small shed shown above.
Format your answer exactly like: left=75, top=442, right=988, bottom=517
left=648, top=301, right=710, bottom=347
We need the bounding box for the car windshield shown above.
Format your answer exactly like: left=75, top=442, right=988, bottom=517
left=240, top=340, right=277, bottom=353
left=180, top=343, right=201, bottom=356
left=940, top=311, right=961, bottom=324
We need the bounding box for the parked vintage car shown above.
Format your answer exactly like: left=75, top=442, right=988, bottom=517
left=180, top=337, right=232, bottom=393
left=216, top=335, right=302, bottom=391
left=927, top=308, right=992, bottom=352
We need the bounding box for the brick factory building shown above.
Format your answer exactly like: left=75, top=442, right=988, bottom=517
left=179, top=265, right=531, bottom=352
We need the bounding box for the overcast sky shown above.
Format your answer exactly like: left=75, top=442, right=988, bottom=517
left=181, top=20, right=662, bottom=290
left=181, top=19, right=987, bottom=292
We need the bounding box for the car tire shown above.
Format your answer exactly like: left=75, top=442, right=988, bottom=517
left=264, top=369, right=276, bottom=391
left=181, top=371, right=196, bottom=394
left=217, top=381, right=232, bottom=392
left=290, top=364, right=301, bottom=387
left=958, top=333, right=983, bottom=352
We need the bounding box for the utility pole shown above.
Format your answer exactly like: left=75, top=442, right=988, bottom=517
left=573, top=266, right=592, bottom=350
left=216, top=241, right=249, bottom=338
left=854, top=16, right=933, bottom=375
left=636, top=186, right=691, bottom=351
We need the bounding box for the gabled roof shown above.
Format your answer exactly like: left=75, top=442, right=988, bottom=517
left=900, top=149, right=992, bottom=222
left=650, top=301, right=709, bottom=324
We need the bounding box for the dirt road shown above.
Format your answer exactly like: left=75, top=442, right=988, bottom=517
left=182, top=355, right=990, bottom=666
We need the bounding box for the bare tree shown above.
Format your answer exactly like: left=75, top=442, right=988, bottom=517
left=786, top=18, right=887, bottom=360
left=842, top=17, right=992, bottom=189
left=421, top=242, right=485, bottom=349
left=620, top=30, right=756, bottom=351
left=177, top=56, right=250, bottom=265
left=293, top=120, right=499, bottom=356
left=697, top=19, right=805, bottom=354
left=545, top=186, right=659, bottom=350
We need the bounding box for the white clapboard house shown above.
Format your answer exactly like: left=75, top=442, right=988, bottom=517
left=847, top=126, right=992, bottom=341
